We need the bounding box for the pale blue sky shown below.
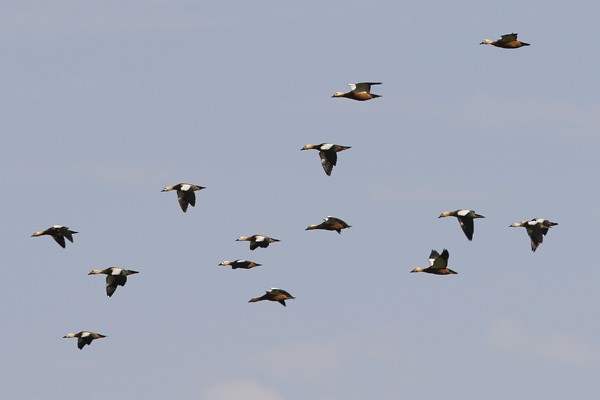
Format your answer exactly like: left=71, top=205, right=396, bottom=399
left=2, top=1, right=600, bottom=399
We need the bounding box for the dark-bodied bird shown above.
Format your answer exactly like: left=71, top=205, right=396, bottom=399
left=332, top=82, right=382, bottom=101
left=161, top=183, right=205, bottom=212
left=301, top=143, right=351, bottom=176
left=219, top=260, right=262, bottom=270
left=480, top=33, right=530, bottom=48
left=63, top=331, right=106, bottom=350
left=236, top=234, right=280, bottom=251
left=510, top=218, right=558, bottom=252
left=249, top=288, right=295, bottom=306
left=88, top=267, right=139, bottom=297
left=306, top=216, right=351, bottom=234
left=438, top=209, right=485, bottom=241
left=31, top=225, right=78, bottom=248
left=410, top=249, right=457, bottom=275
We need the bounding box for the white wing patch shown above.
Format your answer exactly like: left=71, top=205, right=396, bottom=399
left=321, top=143, right=334, bottom=150
left=180, top=184, right=191, bottom=191
left=81, top=332, right=90, bottom=337
left=255, top=236, right=266, bottom=242
left=457, top=210, right=471, bottom=216
left=111, top=268, right=123, bottom=275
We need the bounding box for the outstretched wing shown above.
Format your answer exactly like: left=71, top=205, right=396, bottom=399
left=458, top=216, right=474, bottom=241
left=526, top=226, right=544, bottom=252
left=428, top=250, right=440, bottom=267
left=500, top=33, right=518, bottom=42
left=53, top=235, right=66, bottom=248
left=431, top=249, right=449, bottom=269
left=177, top=190, right=196, bottom=212
left=63, top=231, right=75, bottom=243
left=319, top=150, right=337, bottom=176
left=352, top=82, right=381, bottom=93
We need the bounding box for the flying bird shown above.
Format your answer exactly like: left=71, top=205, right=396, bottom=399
left=332, top=82, right=382, bottom=101
left=480, top=33, right=530, bottom=48
left=249, top=288, right=295, bottom=307
left=410, top=249, right=458, bottom=275
left=306, top=216, right=351, bottom=234
left=236, top=234, right=280, bottom=251
left=218, top=260, right=262, bottom=270
left=510, top=218, right=558, bottom=252
left=31, top=225, right=78, bottom=248
left=88, top=267, right=139, bottom=297
left=63, top=331, right=106, bottom=350
left=438, top=209, right=485, bottom=241
left=301, top=143, right=351, bottom=176
left=161, top=183, right=206, bottom=212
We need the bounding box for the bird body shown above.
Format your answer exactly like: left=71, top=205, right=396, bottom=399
left=63, top=331, right=106, bottom=349
left=411, top=249, right=457, bottom=275
left=332, top=82, right=381, bottom=101
left=236, top=234, right=280, bottom=250
left=438, top=209, right=485, bottom=241
left=249, top=288, right=295, bottom=306
left=480, top=33, right=530, bottom=48
left=306, top=216, right=351, bottom=234
left=88, top=267, right=139, bottom=297
left=161, top=183, right=206, bottom=212
left=31, top=225, right=78, bottom=248
left=301, top=143, right=351, bottom=176
left=219, top=260, right=262, bottom=269
left=510, top=218, right=558, bottom=252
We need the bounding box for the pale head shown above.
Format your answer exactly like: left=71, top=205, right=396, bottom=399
left=332, top=92, right=346, bottom=98
left=480, top=39, right=493, bottom=45
left=301, top=144, right=316, bottom=150
left=88, top=269, right=105, bottom=275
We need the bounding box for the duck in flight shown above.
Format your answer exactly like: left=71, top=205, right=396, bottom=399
left=301, top=143, right=351, bottom=176
left=306, top=216, right=351, bottom=234
left=219, top=260, right=262, bottom=270
left=88, top=267, right=139, bottom=297
left=332, top=82, right=382, bottom=101
left=161, top=183, right=206, bottom=212
left=480, top=33, right=530, bottom=48
left=236, top=234, right=280, bottom=251
left=438, top=209, right=485, bottom=241
left=63, top=331, right=106, bottom=350
left=410, top=249, right=457, bottom=275
left=31, top=225, right=78, bottom=248
left=509, top=218, right=557, bottom=252
left=249, top=288, right=295, bottom=306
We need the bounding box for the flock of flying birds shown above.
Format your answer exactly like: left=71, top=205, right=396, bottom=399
left=30, top=32, right=553, bottom=350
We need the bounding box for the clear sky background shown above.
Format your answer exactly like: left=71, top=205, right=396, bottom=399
left=2, top=1, right=600, bottom=399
